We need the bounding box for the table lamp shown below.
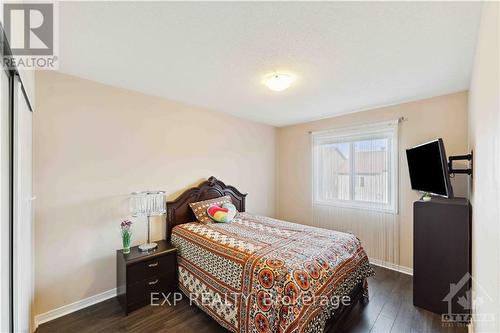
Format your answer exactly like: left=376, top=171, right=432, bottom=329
left=130, top=191, right=166, bottom=251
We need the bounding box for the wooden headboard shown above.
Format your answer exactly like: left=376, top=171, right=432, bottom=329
left=166, top=176, right=247, bottom=241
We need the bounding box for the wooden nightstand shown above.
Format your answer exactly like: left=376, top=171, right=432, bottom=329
left=116, top=240, right=177, bottom=315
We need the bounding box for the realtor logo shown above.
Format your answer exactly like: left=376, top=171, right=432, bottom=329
left=442, top=272, right=495, bottom=327
left=4, top=3, right=53, bottom=55
left=2, top=2, right=58, bottom=69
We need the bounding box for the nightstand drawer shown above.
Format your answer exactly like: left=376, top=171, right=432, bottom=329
left=127, top=254, right=176, bottom=284
left=127, top=274, right=176, bottom=304
left=117, top=240, right=177, bottom=315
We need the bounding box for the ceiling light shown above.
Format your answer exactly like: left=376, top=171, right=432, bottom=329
left=264, top=73, right=295, bottom=92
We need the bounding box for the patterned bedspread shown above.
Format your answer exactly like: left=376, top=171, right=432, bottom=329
left=171, top=212, right=374, bottom=333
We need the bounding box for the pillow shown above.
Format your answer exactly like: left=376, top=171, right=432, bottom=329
left=189, top=195, right=232, bottom=223
left=207, top=203, right=237, bottom=223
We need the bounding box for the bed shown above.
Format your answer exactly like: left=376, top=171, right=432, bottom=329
left=166, top=177, right=374, bottom=333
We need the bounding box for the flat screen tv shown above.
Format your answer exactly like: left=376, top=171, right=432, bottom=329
left=406, top=138, right=454, bottom=198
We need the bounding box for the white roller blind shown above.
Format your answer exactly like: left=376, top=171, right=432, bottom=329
left=312, top=120, right=400, bottom=267
left=312, top=120, right=398, bottom=213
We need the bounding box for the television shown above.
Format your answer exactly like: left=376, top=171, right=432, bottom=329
left=406, top=138, right=454, bottom=198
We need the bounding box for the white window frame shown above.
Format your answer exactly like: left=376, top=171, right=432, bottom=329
left=312, top=120, right=399, bottom=213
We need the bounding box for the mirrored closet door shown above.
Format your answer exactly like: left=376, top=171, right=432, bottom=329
left=0, top=50, right=13, bottom=333
left=1, top=25, right=34, bottom=333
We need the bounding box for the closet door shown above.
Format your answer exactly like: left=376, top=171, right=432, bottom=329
left=0, top=63, right=12, bottom=333
left=12, top=76, right=33, bottom=333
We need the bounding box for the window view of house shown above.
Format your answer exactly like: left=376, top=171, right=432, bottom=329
left=313, top=124, right=396, bottom=212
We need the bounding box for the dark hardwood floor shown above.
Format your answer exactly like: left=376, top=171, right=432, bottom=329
left=36, top=266, right=468, bottom=333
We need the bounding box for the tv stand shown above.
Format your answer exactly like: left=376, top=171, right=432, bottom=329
left=413, top=197, right=471, bottom=317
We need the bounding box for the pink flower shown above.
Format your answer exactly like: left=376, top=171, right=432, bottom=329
left=120, top=220, right=132, bottom=230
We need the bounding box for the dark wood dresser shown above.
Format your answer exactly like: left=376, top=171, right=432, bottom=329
left=413, top=197, right=471, bottom=316
left=116, top=240, right=177, bottom=314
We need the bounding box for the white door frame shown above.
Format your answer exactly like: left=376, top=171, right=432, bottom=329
left=1, top=22, right=35, bottom=333
left=12, top=74, right=34, bottom=333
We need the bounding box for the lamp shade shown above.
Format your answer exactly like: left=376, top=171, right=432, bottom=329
left=130, top=191, right=166, bottom=217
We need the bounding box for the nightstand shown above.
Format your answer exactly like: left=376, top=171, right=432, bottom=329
left=116, top=240, right=177, bottom=315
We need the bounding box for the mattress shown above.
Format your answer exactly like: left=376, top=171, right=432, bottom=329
left=171, top=212, right=374, bottom=333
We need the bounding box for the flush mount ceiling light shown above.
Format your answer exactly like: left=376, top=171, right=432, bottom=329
left=264, top=72, right=295, bottom=92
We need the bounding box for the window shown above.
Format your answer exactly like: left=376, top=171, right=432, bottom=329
left=312, top=121, right=398, bottom=212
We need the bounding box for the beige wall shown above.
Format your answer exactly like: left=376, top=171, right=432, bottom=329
left=277, top=92, right=469, bottom=269
left=468, top=3, right=499, bottom=332
left=33, top=71, right=277, bottom=316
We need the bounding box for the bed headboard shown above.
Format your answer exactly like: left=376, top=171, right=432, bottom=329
left=166, top=176, right=247, bottom=241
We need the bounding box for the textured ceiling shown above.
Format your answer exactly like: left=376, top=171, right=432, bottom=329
left=58, top=2, right=481, bottom=127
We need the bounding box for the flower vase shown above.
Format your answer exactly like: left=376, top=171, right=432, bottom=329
left=121, top=220, right=133, bottom=254
left=122, top=237, right=130, bottom=254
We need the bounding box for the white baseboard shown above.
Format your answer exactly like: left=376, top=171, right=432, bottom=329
left=369, top=258, right=413, bottom=276
left=33, top=288, right=116, bottom=331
